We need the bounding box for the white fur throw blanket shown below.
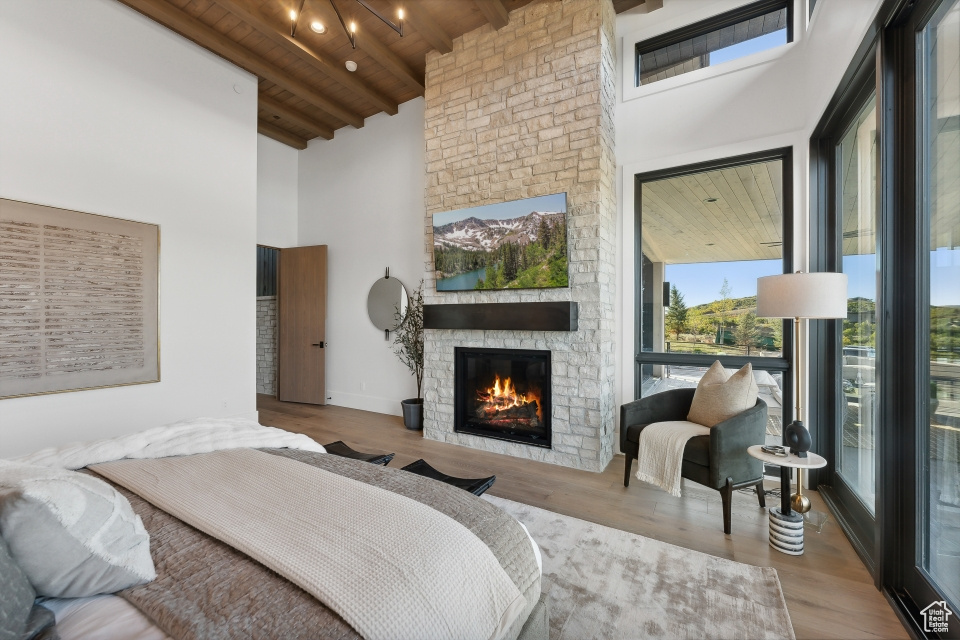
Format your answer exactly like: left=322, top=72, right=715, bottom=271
left=635, top=421, right=710, bottom=497
left=92, top=448, right=527, bottom=640
left=12, top=418, right=325, bottom=469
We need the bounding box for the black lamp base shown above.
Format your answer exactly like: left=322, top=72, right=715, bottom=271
left=784, top=419, right=811, bottom=458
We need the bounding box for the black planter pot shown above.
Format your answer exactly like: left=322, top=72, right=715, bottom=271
left=401, top=398, right=424, bottom=430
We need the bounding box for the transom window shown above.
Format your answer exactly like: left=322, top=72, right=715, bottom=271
left=635, top=0, right=793, bottom=86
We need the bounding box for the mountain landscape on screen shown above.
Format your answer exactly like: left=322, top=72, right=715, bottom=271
left=432, top=193, right=568, bottom=291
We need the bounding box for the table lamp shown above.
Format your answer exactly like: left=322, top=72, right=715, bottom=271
left=758, top=272, right=848, bottom=510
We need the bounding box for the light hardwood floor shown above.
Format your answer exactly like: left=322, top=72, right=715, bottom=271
left=257, top=395, right=908, bottom=640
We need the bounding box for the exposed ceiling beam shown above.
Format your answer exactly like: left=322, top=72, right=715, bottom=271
left=116, top=0, right=364, bottom=129
left=474, top=0, right=509, bottom=30
left=214, top=0, right=397, bottom=115
left=258, top=119, right=309, bottom=150
left=645, top=0, right=664, bottom=10
left=402, top=2, right=452, bottom=54
left=310, top=1, right=425, bottom=95
left=259, top=94, right=334, bottom=140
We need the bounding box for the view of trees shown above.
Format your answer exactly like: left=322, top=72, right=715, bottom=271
left=661, top=282, right=782, bottom=354
left=474, top=218, right=568, bottom=290
left=665, top=285, right=688, bottom=339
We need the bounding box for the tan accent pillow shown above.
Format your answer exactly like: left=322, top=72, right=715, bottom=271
left=687, top=361, right=759, bottom=427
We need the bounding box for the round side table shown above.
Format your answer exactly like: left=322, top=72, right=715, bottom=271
left=747, top=446, right=827, bottom=556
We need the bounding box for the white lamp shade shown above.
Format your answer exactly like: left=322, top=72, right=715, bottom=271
left=757, top=272, right=849, bottom=319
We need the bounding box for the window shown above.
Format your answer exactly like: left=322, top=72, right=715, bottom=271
left=919, top=0, right=960, bottom=611
left=635, top=0, right=792, bottom=87
left=257, top=245, right=279, bottom=297
left=837, top=93, right=879, bottom=514
left=635, top=150, right=792, bottom=450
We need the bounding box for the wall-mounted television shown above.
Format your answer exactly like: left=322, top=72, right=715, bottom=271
left=432, top=192, right=568, bottom=292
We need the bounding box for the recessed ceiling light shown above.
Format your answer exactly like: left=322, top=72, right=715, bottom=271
left=310, top=21, right=326, bottom=34
left=345, top=60, right=358, bottom=72
left=704, top=197, right=718, bottom=203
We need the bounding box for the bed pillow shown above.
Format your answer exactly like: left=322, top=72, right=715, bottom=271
left=687, top=361, right=759, bottom=427
left=0, top=461, right=156, bottom=598
left=0, top=533, right=35, bottom=640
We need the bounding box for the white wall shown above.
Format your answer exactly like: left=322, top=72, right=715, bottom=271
left=0, top=0, right=259, bottom=457
left=257, top=134, right=299, bottom=248
left=614, top=0, right=884, bottom=425
left=298, top=99, right=425, bottom=415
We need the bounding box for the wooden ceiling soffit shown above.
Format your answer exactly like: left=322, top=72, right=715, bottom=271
left=259, top=94, right=334, bottom=140
left=213, top=0, right=397, bottom=115
left=258, top=119, right=308, bottom=150
left=402, top=2, right=452, bottom=54
left=309, top=1, right=425, bottom=95
left=116, top=0, right=364, bottom=129
left=613, top=0, right=664, bottom=13
left=474, top=0, right=510, bottom=30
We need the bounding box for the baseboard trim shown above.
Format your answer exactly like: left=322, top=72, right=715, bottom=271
left=326, top=390, right=403, bottom=417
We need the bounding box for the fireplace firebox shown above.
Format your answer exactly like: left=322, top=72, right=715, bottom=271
left=454, top=347, right=551, bottom=448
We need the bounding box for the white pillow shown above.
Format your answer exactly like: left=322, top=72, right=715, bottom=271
left=0, top=461, right=155, bottom=597
left=687, top=361, right=759, bottom=427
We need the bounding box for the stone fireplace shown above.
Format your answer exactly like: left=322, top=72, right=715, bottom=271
left=455, top=347, right=551, bottom=448
left=421, top=0, right=617, bottom=472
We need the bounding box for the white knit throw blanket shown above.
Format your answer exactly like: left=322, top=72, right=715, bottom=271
left=92, top=448, right=526, bottom=640
left=13, top=418, right=325, bottom=469
left=635, top=421, right=710, bottom=497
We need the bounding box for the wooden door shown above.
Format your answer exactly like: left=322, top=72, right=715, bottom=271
left=278, top=245, right=327, bottom=404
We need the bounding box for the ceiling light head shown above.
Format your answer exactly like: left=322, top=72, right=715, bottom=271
left=289, top=9, right=297, bottom=20
left=350, top=21, right=356, bottom=33
left=398, top=8, right=404, bottom=20
left=345, top=60, right=358, bottom=72
left=310, top=21, right=326, bottom=34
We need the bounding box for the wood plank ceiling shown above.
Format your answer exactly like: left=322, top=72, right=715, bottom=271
left=116, top=0, right=661, bottom=149
left=641, top=159, right=784, bottom=265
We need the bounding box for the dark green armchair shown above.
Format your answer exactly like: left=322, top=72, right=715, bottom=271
left=620, top=388, right=768, bottom=534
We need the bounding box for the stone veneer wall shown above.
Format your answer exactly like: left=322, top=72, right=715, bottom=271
left=421, top=0, right=617, bottom=471
left=256, top=296, right=277, bottom=395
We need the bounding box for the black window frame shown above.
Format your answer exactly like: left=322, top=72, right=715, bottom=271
left=810, top=0, right=960, bottom=635
left=634, top=0, right=794, bottom=87
left=633, top=147, right=795, bottom=425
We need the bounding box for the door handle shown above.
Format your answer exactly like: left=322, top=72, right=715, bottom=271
left=312, top=342, right=324, bottom=348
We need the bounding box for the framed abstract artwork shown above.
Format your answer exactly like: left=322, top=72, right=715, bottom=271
left=0, top=198, right=160, bottom=399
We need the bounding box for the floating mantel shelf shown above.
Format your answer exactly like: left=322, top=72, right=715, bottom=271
left=423, top=301, right=578, bottom=332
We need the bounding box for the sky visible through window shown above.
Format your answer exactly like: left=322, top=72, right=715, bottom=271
left=709, top=29, right=787, bottom=67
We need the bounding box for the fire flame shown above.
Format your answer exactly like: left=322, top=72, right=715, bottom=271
left=476, top=374, right=541, bottom=420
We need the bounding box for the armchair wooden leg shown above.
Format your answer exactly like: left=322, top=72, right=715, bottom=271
left=623, top=454, right=633, bottom=487
left=721, top=477, right=733, bottom=535
left=755, top=480, right=766, bottom=508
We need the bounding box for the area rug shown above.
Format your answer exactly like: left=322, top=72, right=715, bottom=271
left=484, top=495, right=796, bottom=640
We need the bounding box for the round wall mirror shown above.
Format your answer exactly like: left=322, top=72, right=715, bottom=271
left=367, top=276, right=408, bottom=332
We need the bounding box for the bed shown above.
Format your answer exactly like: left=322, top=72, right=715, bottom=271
left=0, top=419, right=547, bottom=640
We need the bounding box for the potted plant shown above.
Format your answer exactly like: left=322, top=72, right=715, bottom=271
left=393, top=280, right=424, bottom=430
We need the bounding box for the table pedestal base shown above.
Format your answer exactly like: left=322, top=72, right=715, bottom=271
left=769, top=507, right=804, bottom=555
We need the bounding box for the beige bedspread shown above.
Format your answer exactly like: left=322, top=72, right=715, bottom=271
left=92, top=449, right=528, bottom=640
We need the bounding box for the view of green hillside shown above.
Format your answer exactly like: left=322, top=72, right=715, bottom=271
left=663, top=281, right=781, bottom=356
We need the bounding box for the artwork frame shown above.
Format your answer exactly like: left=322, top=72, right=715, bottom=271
left=0, top=198, right=160, bottom=400
left=432, top=193, right=569, bottom=292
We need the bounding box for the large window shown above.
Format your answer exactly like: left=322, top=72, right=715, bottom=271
left=635, top=0, right=792, bottom=86
left=810, top=0, right=960, bottom=632
left=920, top=0, right=960, bottom=611
left=837, top=94, right=879, bottom=514
left=635, top=151, right=792, bottom=450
